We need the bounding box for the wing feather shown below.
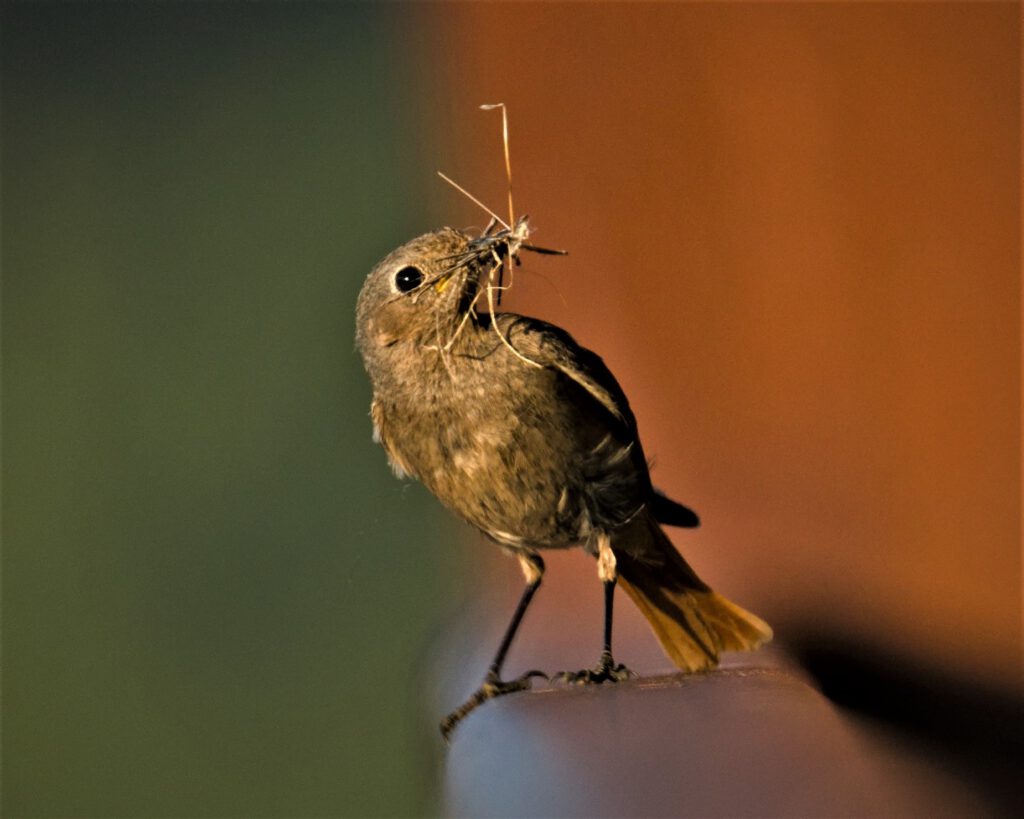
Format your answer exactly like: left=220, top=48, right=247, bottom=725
left=499, top=315, right=638, bottom=433
left=497, top=314, right=701, bottom=529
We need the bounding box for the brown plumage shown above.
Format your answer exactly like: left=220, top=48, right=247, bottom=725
left=355, top=225, right=771, bottom=736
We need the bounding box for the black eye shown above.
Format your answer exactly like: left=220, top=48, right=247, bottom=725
left=394, top=265, right=424, bottom=293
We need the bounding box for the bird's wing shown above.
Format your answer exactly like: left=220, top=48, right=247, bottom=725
left=499, top=314, right=702, bottom=529
left=499, top=314, right=638, bottom=434
left=370, top=399, right=416, bottom=480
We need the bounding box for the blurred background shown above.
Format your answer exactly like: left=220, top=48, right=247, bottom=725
left=3, top=2, right=1019, bottom=817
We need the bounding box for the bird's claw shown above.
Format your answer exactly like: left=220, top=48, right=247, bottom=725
left=554, top=651, right=633, bottom=685
left=440, top=668, right=548, bottom=742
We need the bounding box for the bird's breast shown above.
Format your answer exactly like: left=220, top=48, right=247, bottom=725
left=371, top=333, right=649, bottom=549
left=374, top=362, right=591, bottom=547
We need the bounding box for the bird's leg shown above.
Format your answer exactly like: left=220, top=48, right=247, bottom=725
left=440, top=553, right=547, bottom=741
left=556, top=535, right=632, bottom=685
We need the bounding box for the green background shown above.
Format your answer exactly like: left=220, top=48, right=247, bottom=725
left=3, top=3, right=463, bottom=815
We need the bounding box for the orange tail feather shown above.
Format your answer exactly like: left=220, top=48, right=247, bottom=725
left=614, top=515, right=772, bottom=671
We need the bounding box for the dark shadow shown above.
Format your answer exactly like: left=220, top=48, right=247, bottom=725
left=793, top=633, right=1024, bottom=817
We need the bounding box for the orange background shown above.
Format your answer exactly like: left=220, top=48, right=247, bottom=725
left=416, top=2, right=1020, bottom=691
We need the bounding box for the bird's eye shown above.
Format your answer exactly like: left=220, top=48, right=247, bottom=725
left=394, top=266, right=424, bottom=293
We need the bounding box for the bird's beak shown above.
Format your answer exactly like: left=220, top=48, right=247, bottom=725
left=434, top=273, right=453, bottom=294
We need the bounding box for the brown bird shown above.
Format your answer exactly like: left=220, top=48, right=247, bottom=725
left=355, top=220, right=772, bottom=738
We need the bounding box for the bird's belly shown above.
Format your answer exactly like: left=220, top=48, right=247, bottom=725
left=393, top=405, right=585, bottom=549
left=378, top=353, right=647, bottom=551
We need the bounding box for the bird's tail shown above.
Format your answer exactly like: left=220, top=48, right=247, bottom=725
left=613, top=513, right=772, bottom=671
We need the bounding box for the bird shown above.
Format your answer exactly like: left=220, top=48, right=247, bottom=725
left=355, top=219, right=772, bottom=739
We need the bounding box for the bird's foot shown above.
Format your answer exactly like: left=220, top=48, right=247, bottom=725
left=554, top=650, right=633, bottom=685
left=440, top=668, right=547, bottom=742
